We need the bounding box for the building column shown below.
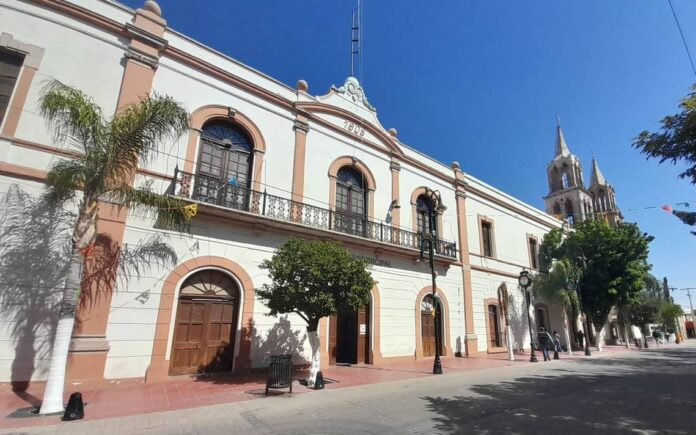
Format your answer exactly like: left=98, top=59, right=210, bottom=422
left=452, top=162, right=478, bottom=355
left=66, top=2, right=167, bottom=382
left=291, top=112, right=309, bottom=202
left=390, top=159, right=401, bottom=228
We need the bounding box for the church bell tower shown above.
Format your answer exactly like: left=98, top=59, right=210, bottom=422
left=543, top=120, right=594, bottom=225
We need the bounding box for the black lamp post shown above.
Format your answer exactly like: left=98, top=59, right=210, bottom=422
left=518, top=270, right=537, bottom=363
left=419, top=188, right=446, bottom=375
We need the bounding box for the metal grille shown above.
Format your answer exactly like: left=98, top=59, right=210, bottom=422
left=169, top=169, right=457, bottom=259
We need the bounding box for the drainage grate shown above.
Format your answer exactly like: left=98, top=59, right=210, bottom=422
left=7, top=406, right=41, bottom=419
left=6, top=406, right=63, bottom=419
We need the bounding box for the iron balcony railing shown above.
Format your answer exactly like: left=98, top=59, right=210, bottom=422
left=168, top=169, right=458, bottom=259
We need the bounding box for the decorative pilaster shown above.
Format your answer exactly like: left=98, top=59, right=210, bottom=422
left=67, top=1, right=167, bottom=382
left=452, top=161, right=478, bottom=355
left=291, top=105, right=310, bottom=202
left=390, top=158, right=401, bottom=228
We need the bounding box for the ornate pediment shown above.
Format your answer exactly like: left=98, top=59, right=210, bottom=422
left=331, top=76, right=375, bottom=112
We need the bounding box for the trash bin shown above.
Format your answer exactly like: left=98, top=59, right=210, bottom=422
left=266, top=354, right=293, bottom=394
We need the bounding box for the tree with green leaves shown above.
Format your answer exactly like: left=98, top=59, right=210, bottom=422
left=662, top=277, right=672, bottom=302
left=633, top=85, right=696, bottom=235
left=540, top=219, right=652, bottom=351
left=627, top=294, right=660, bottom=348
left=38, top=81, right=193, bottom=414
left=532, top=258, right=579, bottom=352
left=659, top=301, right=683, bottom=334
left=257, top=238, right=374, bottom=386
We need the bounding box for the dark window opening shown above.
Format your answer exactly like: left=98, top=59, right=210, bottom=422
left=0, top=48, right=25, bottom=126
left=481, top=220, right=493, bottom=257
left=529, top=238, right=538, bottom=269
left=416, top=194, right=436, bottom=235
left=335, top=166, right=367, bottom=236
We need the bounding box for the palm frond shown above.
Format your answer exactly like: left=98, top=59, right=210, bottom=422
left=38, top=80, right=106, bottom=152
left=105, top=94, right=189, bottom=184
left=44, top=159, right=88, bottom=204
left=118, top=234, right=178, bottom=283
left=106, top=182, right=191, bottom=230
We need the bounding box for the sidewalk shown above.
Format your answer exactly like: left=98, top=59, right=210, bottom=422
left=0, top=344, right=640, bottom=430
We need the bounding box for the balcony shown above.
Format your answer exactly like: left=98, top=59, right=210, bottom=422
left=167, top=169, right=458, bottom=259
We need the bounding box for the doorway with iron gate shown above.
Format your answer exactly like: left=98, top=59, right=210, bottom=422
left=329, top=304, right=371, bottom=365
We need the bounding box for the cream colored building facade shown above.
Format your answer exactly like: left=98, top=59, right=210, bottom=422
left=0, top=0, right=569, bottom=385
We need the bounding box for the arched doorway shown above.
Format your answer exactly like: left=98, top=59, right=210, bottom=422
left=421, top=294, right=443, bottom=357
left=169, top=270, right=240, bottom=375
left=329, top=302, right=371, bottom=365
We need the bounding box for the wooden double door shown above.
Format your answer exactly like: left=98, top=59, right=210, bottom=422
left=170, top=297, right=238, bottom=375
left=329, top=306, right=370, bottom=365
left=421, top=295, right=443, bottom=357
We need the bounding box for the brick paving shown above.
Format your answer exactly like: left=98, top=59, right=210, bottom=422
left=0, top=344, right=640, bottom=430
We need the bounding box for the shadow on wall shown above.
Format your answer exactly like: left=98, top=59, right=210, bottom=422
left=507, top=294, right=529, bottom=351
left=0, top=185, right=73, bottom=392
left=421, top=347, right=696, bottom=434
left=248, top=315, right=309, bottom=367
left=0, top=184, right=178, bottom=395
left=195, top=315, right=308, bottom=385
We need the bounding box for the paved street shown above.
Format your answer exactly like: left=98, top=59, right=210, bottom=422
left=4, top=343, right=696, bottom=435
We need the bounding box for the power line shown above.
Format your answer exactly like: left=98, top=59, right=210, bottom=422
left=667, top=0, right=696, bottom=77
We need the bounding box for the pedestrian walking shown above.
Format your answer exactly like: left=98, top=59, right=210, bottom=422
left=537, top=327, right=554, bottom=361
left=652, top=329, right=660, bottom=347
left=553, top=330, right=562, bottom=351
left=576, top=330, right=585, bottom=350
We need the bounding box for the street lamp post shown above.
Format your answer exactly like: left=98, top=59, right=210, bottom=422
left=518, top=270, right=537, bottom=363
left=420, top=188, right=446, bottom=375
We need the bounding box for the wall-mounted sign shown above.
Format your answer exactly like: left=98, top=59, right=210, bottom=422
left=359, top=324, right=367, bottom=335
left=353, top=255, right=391, bottom=268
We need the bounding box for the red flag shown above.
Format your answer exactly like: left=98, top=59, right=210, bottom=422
left=661, top=204, right=673, bottom=214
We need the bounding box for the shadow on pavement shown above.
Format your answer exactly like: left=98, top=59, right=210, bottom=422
left=422, top=347, right=696, bottom=434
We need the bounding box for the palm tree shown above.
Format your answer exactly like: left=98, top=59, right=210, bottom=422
left=532, top=258, right=580, bottom=353
left=38, top=80, right=193, bottom=414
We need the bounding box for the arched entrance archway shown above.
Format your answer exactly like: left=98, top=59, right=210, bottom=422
left=169, top=269, right=240, bottom=375
left=420, top=294, right=444, bottom=357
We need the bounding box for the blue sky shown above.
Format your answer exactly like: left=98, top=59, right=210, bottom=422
left=125, top=0, right=696, bottom=309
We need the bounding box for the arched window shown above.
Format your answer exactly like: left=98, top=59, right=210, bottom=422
left=194, top=121, right=254, bottom=208
left=335, top=166, right=367, bottom=235
left=416, top=194, right=436, bottom=235
left=565, top=200, right=575, bottom=225
left=561, top=172, right=569, bottom=189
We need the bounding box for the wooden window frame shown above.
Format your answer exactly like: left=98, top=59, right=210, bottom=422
left=0, top=33, right=44, bottom=137
left=483, top=297, right=506, bottom=353
left=527, top=234, right=540, bottom=270
left=478, top=215, right=496, bottom=258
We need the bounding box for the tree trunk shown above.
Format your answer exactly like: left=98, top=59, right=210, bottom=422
left=623, top=322, right=630, bottom=348
left=562, top=310, right=572, bottom=355
left=596, top=325, right=603, bottom=352
left=39, top=248, right=82, bottom=414
left=40, top=209, right=93, bottom=414
left=307, top=328, right=321, bottom=387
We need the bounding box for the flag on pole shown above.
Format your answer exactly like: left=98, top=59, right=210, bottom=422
left=661, top=204, right=673, bottom=214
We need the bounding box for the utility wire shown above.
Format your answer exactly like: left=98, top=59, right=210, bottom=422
left=667, top=0, right=696, bottom=77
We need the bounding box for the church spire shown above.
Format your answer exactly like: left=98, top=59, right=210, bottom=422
left=555, top=116, right=571, bottom=157
left=590, top=158, right=607, bottom=186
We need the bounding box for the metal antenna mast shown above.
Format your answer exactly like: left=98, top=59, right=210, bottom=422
left=351, top=0, right=362, bottom=78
